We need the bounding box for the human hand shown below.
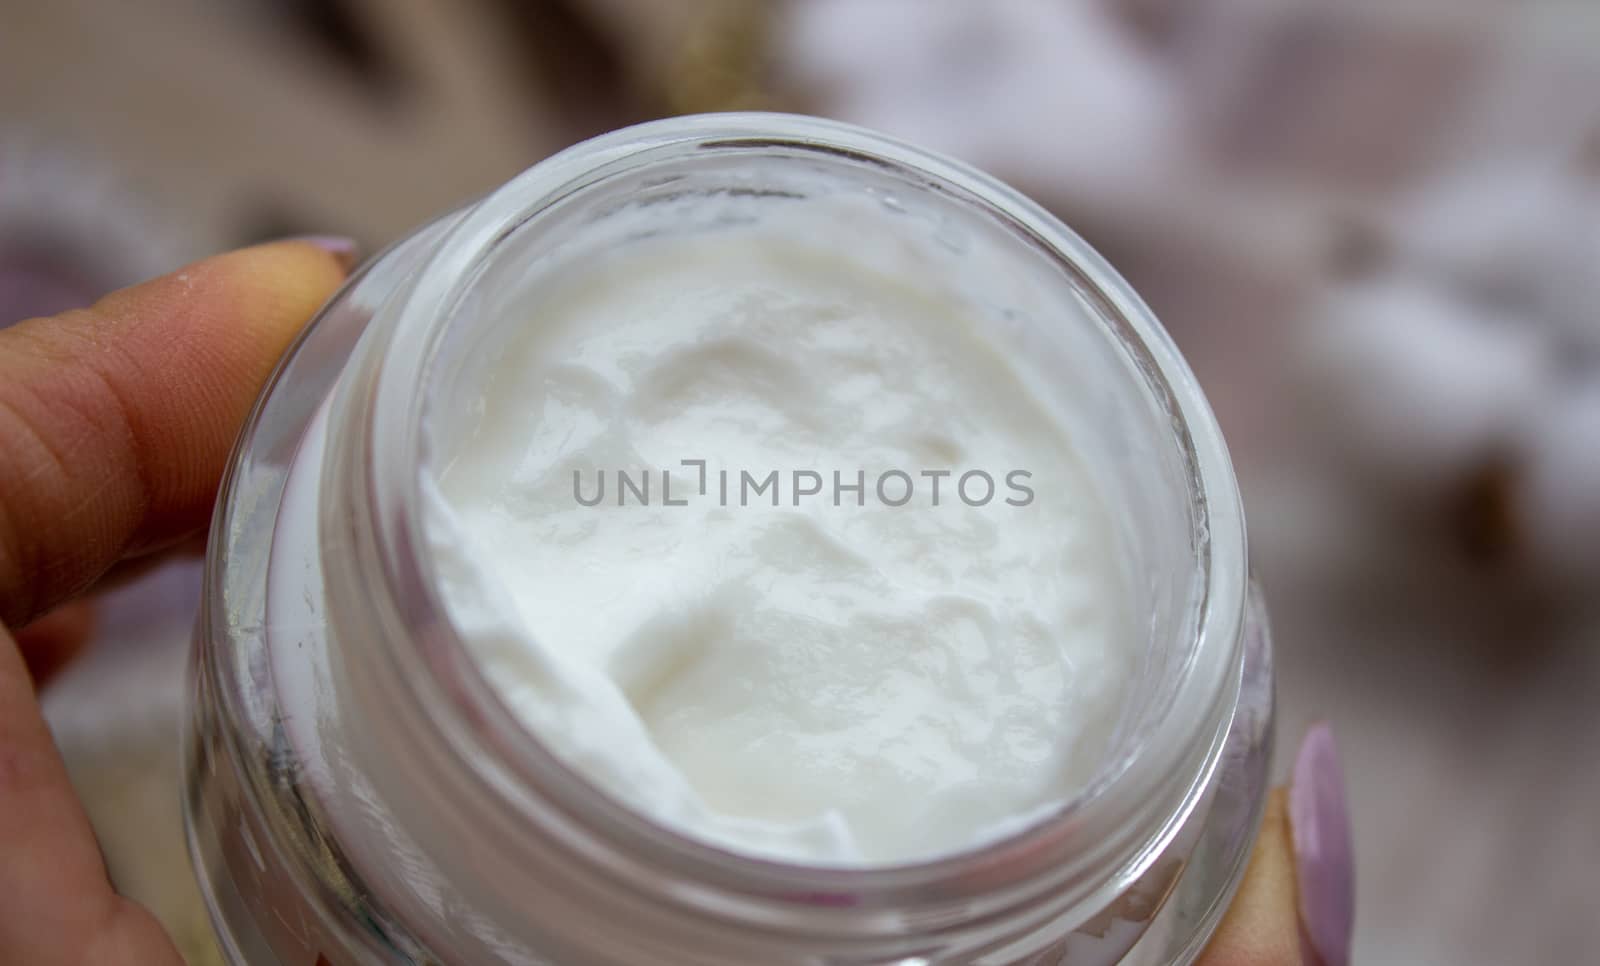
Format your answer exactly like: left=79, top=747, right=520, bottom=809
left=0, top=238, right=355, bottom=965
left=0, top=241, right=1350, bottom=965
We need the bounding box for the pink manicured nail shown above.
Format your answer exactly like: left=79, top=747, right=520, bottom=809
left=291, top=235, right=360, bottom=273
left=1290, top=723, right=1354, bottom=966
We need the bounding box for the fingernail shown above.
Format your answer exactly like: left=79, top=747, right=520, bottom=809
left=1290, top=723, right=1354, bottom=966
left=291, top=235, right=360, bottom=274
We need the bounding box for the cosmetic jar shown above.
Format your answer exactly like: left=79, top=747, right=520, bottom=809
left=184, top=113, right=1273, bottom=965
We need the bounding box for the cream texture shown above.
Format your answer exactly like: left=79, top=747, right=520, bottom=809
left=422, top=231, right=1132, bottom=865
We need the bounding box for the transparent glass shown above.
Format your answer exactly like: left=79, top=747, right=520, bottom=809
left=184, top=113, right=1274, bottom=965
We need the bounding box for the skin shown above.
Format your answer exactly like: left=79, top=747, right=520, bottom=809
left=0, top=241, right=1309, bottom=964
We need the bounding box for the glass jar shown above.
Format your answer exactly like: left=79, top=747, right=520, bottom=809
left=183, top=113, right=1273, bottom=966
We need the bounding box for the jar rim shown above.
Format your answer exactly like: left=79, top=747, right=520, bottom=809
left=357, top=112, right=1249, bottom=930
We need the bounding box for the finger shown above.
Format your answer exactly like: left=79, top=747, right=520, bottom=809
left=1197, top=724, right=1354, bottom=966
left=0, top=238, right=355, bottom=627
left=0, top=622, right=183, bottom=964
left=1198, top=789, right=1304, bottom=966
left=10, top=598, right=94, bottom=685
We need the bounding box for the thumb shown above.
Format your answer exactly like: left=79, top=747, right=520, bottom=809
left=1198, top=724, right=1354, bottom=966
left=0, top=237, right=355, bottom=628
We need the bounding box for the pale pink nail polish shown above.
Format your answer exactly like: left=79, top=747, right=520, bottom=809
left=291, top=235, right=361, bottom=273
left=1291, top=723, right=1354, bottom=966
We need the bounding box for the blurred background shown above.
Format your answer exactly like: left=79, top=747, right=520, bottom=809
left=3, top=1, right=1598, bottom=963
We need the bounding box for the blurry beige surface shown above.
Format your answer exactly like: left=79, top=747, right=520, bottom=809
left=0, top=0, right=595, bottom=251
left=7, top=1, right=1600, bottom=964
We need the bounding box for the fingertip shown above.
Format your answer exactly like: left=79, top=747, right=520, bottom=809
left=1196, top=724, right=1356, bottom=966
left=0, top=237, right=356, bottom=625
left=188, top=236, right=357, bottom=322
left=283, top=235, right=362, bottom=275
left=81, top=237, right=355, bottom=366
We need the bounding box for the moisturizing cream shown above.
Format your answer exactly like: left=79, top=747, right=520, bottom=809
left=423, top=231, right=1132, bottom=864
left=185, top=114, right=1272, bottom=966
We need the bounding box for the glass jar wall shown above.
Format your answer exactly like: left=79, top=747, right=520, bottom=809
left=184, top=114, right=1273, bottom=966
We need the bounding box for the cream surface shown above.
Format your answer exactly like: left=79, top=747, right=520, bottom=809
left=422, top=232, right=1132, bottom=865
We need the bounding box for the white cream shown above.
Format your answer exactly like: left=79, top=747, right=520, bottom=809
left=422, top=232, right=1133, bottom=865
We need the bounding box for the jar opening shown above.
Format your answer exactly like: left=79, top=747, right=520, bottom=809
left=358, top=113, right=1246, bottom=920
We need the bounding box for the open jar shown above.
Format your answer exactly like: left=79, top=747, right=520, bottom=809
left=183, top=113, right=1273, bottom=965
